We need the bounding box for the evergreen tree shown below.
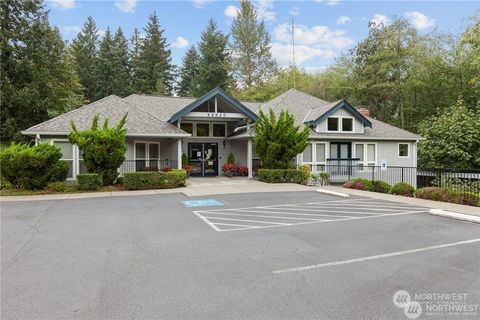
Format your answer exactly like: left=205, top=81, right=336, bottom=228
left=71, top=16, right=99, bottom=102
left=192, top=19, right=231, bottom=96
left=133, top=12, right=173, bottom=95
left=111, top=27, right=131, bottom=97
left=0, top=0, right=85, bottom=141
left=177, top=46, right=199, bottom=96
left=93, top=28, right=114, bottom=99
left=129, top=28, right=142, bottom=91
left=230, top=0, right=277, bottom=89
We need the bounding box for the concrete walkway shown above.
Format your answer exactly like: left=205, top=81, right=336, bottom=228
left=320, top=185, right=480, bottom=216
left=0, top=177, right=314, bottom=202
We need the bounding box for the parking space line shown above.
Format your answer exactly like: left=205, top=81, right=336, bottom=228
left=269, top=206, right=394, bottom=214
left=203, top=216, right=291, bottom=225
left=193, top=211, right=221, bottom=232
left=214, top=223, right=262, bottom=228
left=308, top=202, right=424, bottom=209
left=230, top=209, right=358, bottom=219
left=273, top=238, right=480, bottom=274
left=200, top=211, right=326, bottom=221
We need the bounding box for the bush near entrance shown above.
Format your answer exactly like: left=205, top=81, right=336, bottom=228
left=77, top=173, right=103, bottom=191
left=390, top=182, right=415, bottom=197
left=0, top=143, right=69, bottom=189
left=124, top=170, right=187, bottom=190
left=258, top=169, right=309, bottom=184
left=416, top=187, right=479, bottom=206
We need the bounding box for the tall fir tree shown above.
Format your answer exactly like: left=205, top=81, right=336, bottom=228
left=71, top=16, right=99, bottom=102
left=0, top=0, right=85, bottom=141
left=133, top=12, right=173, bottom=95
left=177, top=46, right=199, bottom=96
left=111, top=27, right=131, bottom=97
left=129, top=28, right=142, bottom=92
left=93, top=28, right=114, bottom=99
left=230, top=0, right=277, bottom=89
left=192, top=19, right=231, bottom=96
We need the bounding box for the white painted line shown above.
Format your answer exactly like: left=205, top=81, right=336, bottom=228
left=193, top=211, right=221, bottom=231
left=229, top=208, right=358, bottom=219
left=316, top=189, right=349, bottom=198
left=200, top=211, right=325, bottom=221
left=271, top=206, right=397, bottom=213
left=213, top=223, right=262, bottom=228
left=203, top=216, right=290, bottom=225
left=306, top=202, right=425, bottom=210
left=429, top=209, right=480, bottom=224
left=211, top=210, right=426, bottom=232
left=273, top=238, right=480, bottom=274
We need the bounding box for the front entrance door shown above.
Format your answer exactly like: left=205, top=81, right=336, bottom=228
left=188, top=143, right=218, bottom=177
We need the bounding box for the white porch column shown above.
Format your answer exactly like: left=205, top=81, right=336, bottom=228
left=247, top=138, right=253, bottom=179
left=177, top=139, right=182, bottom=169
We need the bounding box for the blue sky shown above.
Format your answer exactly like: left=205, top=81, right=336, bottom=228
left=48, top=0, right=479, bottom=73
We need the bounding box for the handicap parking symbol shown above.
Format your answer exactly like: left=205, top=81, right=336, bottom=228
left=182, top=199, right=224, bottom=208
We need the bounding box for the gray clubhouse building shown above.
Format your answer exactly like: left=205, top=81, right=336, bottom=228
left=23, top=87, right=421, bottom=182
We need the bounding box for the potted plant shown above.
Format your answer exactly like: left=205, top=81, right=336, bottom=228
left=183, top=164, right=193, bottom=177
left=238, top=165, right=249, bottom=176
left=222, top=163, right=237, bottom=177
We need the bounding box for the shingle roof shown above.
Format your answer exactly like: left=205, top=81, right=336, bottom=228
left=23, top=95, right=189, bottom=137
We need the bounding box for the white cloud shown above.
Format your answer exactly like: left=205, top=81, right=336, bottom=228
left=115, top=0, right=137, bottom=13
left=255, top=0, right=276, bottom=22
left=274, top=23, right=353, bottom=49
left=61, top=26, right=81, bottom=35
left=289, top=6, right=300, bottom=16
left=337, top=15, right=350, bottom=25
left=304, top=66, right=328, bottom=74
left=50, top=0, right=76, bottom=10
left=224, top=5, right=239, bottom=18
left=370, top=14, right=390, bottom=27
left=405, top=11, right=435, bottom=29
left=271, top=43, right=336, bottom=66
left=192, top=0, right=213, bottom=9
left=172, top=36, right=189, bottom=49
left=316, top=0, right=340, bottom=6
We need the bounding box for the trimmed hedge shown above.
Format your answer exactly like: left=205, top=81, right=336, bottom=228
left=390, top=182, right=415, bottom=197
left=372, top=180, right=392, bottom=193
left=77, top=173, right=103, bottom=191
left=257, top=169, right=310, bottom=184
left=124, top=170, right=187, bottom=190
left=0, top=143, right=69, bottom=189
left=416, top=187, right=479, bottom=207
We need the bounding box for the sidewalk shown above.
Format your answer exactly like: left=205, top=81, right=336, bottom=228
left=0, top=178, right=314, bottom=202
left=321, top=186, right=480, bottom=216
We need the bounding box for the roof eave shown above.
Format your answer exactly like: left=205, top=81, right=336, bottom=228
left=309, top=100, right=373, bottom=128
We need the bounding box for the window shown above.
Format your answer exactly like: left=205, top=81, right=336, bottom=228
left=134, top=141, right=161, bottom=171
left=355, top=143, right=376, bottom=167
left=327, top=117, right=339, bottom=131
left=180, top=122, right=193, bottom=134
left=53, top=141, right=74, bottom=179
left=78, top=148, right=87, bottom=174
left=315, top=142, right=326, bottom=171
left=212, top=123, right=226, bottom=137
left=367, top=144, right=376, bottom=165
left=398, top=143, right=409, bottom=157
left=135, top=141, right=147, bottom=171
left=342, top=118, right=353, bottom=132
left=303, top=143, right=313, bottom=163
left=196, top=123, right=210, bottom=137
left=148, top=143, right=160, bottom=169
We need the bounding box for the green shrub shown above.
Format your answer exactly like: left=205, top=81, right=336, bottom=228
left=390, top=182, right=415, bottom=197
left=124, top=170, right=187, bottom=190
left=352, top=178, right=373, bottom=191
left=0, top=143, right=69, bottom=189
left=45, top=181, right=66, bottom=193
left=416, top=187, right=479, bottom=206
left=116, top=177, right=124, bottom=185
left=372, top=180, right=392, bottom=193
left=257, top=169, right=309, bottom=185
left=77, top=173, right=103, bottom=191
left=69, top=113, right=127, bottom=185
left=181, top=153, right=188, bottom=167
left=227, top=153, right=235, bottom=164
left=311, top=172, right=330, bottom=186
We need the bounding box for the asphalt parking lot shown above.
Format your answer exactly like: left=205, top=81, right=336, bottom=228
left=1, top=191, right=479, bottom=319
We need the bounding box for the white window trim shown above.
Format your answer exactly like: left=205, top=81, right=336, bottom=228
left=180, top=121, right=194, bottom=135
left=353, top=142, right=377, bottom=168
left=194, top=122, right=211, bottom=138
left=314, top=142, right=327, bottom=172
left=398, top=143, right=410, bottom=158
left=301, top=142, right=314, bottom=164
left=51, top=139, right=76, bottom=180
left=326, top=116, right=355, bottom=133
left=212, top=122, right=227, bottom=138
left=134, top=141, right=161, bottom=171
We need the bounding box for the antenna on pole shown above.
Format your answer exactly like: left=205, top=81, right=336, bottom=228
left=291, top=15, right=296, bottom=89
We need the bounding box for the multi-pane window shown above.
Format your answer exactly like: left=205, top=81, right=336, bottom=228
left=53, top=141, right=74, bottom=179
left=180, top=122, right=193, bottom=134
left=366, top=144, right=376, bottom=165
left=196, top=123, right=210, bottom=137
left=303, top=143, right=313, bottom=163
left=355, top=143, right=376, bottom=167
left=212, top=123, right=226, bottom=137
left=327, top=117, right=339, bottom=131
left=398, top=143, right=409, bottom=157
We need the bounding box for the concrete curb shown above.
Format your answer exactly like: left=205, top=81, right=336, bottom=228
left=429, top=209, right=480, bottom=224
left=316, top=189, right=349, bottom=198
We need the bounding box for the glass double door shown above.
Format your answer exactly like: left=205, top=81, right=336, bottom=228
left=188, top=143, right=218, bottom=177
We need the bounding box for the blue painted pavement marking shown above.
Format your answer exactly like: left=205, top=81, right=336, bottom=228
left=182, top=199, right=224, bottom=208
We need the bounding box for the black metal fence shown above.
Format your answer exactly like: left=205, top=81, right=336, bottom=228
left=119, top=160, right=178, bottom=175
left=308, top=164, right=480, bottom=197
